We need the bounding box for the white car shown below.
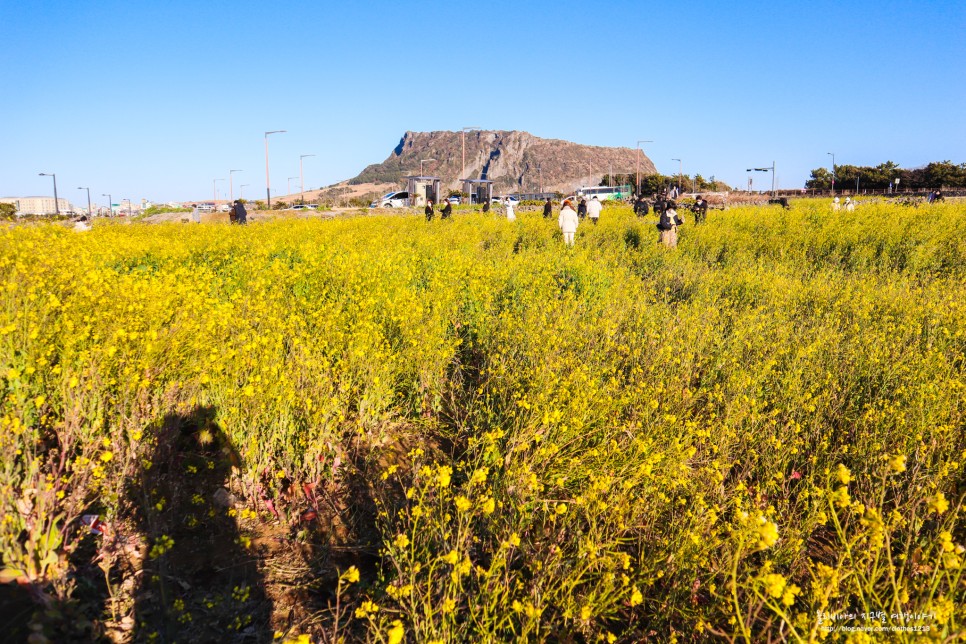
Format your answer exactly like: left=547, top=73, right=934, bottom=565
left=491, top=195, right=519, bottom=205
left=369, top=191, right=409, bottom=208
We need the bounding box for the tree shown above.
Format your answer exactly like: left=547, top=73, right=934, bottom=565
left=805, top=168, right=833, bottom=190
left=0, top=203, right=17, bottom=220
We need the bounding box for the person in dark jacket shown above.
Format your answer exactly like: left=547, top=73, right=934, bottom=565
left=440, top=200, right=453, bottom=219
left=577, top=198, right=587, bottom=219
left=231, top=200, right=248, bottom=224
left=543, top=197, right=552, bottom=218
left=482, top=199, right=491, bottom=213
left=633, top=195, right=649, bottom=217
left=425, top=200, right=434, bottom=221
left=694, top=195, right=709, bottom=223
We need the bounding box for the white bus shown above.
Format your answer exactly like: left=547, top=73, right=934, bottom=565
left=575, top=185, right=633, bottom=201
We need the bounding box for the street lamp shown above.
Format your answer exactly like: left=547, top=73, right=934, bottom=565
left=746, top=162, right=777, bottom=196
left=239, top=184, right=250, bottom=199
left=420, top=158, right=437, bottom=176
left=671, top=158, right=682, bottom=195
left=461, top=126, right=480, bottom=183
left=229, top=169, right=242, bottom=203
left=77, top=187, right=92, bottom=217
left=102, top=193, right=112, bottom=217
left=287, top=177, right=299, bottom=196
left=213, top=178, right=225, bottom=207
left=299, top=154, right=316, bottom=204
left=265, top=130, right=286, bottom=208
left=38, top=173, right=59, bottom=215
left=827, top=152, right=835, bottom=193
left=636, top=140, right=652, bottom=195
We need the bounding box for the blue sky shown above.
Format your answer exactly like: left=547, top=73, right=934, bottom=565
left=2, top=0, right=964, bottom=205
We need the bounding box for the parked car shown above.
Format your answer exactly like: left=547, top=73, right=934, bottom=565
left=370, top=191, right=409, bottom=208
left=491, top=195, right=519, bottom=205
left=447, top=196, right=462, bottom=205
left=287, top=204, right=318, bottom=211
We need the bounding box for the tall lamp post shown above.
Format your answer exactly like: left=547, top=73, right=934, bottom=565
left=299, top=154, right=315, bottom=204
left=636, top=140, right=652, bottom=195
left=287, top=177, right=299, bottom=197
left=39, top=173, right=59, bottom=215
left=213, top=178, right=224, bottom=207
left=827, top=152, right=835, bottom=193
left=420, top=158, right=437, bottom=176
left=746, top=162, right=776, bottom=196
left=229, top=169, right=242, bottom=203
left=102, top=193, right=112, bottom=217
left=77, top=187, right=92, bottom=217
left=239, top=184, right=250, bottom=199
left=265, top=130, right=286, bottom=209
left=671, top=158, right=683, bottom=195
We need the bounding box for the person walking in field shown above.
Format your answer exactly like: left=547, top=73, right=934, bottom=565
left=543, top=197, right=553, bottom=218
left=844, top=197, right=855, bottom=213
left=440, top=199, right=453, bottom=219
left=558, top=199, right=579, bottom=246
left=831, top=197, right=841, bottom=212
left=191, top=203, right=201, bottom=223
left=482, top=199, right=490, bottom=213
left=505, top=197, right=516, bottom=222
left=657, top=201, right=682, bottom=247
left=587, top=195, right=602, bottom=225
left=425, top=200, right=435, bottom=221
left=577, top=198, right=588, bottom=220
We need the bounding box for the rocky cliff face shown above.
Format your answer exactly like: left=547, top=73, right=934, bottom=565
left=351, top=130, right=657, bottom=193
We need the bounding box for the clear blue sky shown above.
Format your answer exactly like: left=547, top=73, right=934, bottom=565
left=3, top=0, right=964, bottom=205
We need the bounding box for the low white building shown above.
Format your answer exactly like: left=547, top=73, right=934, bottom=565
left=0, top=196, right=73, bottom=215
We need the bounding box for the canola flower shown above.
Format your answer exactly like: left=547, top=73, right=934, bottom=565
left=1, top=200, right=964, bottom=641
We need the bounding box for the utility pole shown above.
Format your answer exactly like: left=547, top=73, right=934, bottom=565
left=299, top=154, right=316, bottom=204
left=265, top=130, right=286, bottom=208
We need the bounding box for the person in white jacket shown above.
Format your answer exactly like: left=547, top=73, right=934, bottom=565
left=505, top=197, right=516, bottom=222
left=558, top=200, right=579, bottom=246
left=587, top=196, right=603, bottom=225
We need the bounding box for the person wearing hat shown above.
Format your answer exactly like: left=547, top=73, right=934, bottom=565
left=558, top=199, right=579, bottom=246
left=844, top=197, right=855, bottom=213
left=831, top=196, right=841, bottom=212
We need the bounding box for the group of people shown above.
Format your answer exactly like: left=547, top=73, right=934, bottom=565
left=423, top=199, right=454, bottom=221
left=831, top=196, right=856, bottom=213
left=187, top=200, right=248, bottom=224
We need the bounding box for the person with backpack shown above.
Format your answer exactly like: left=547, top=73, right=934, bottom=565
left=657, top=201, right=682, bottom=247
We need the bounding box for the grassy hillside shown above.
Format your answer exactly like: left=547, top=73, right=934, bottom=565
left=1, top=200, right=964, bottom=642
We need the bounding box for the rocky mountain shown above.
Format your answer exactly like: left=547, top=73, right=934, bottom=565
left=350, top=130, right=657, bottom=193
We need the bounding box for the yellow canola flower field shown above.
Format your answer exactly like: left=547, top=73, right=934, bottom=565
left=1, top=199, right=965, bottom=641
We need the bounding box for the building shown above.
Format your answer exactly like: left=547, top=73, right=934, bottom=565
left=0, top=196, right=73, bottom=215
